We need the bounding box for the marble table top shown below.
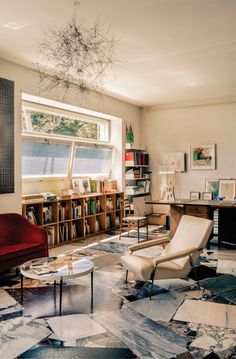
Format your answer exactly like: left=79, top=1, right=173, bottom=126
left=20, top=256, right=94, bottom=281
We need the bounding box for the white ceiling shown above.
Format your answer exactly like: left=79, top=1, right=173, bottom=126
left=0, top=0, right=236, bottom=107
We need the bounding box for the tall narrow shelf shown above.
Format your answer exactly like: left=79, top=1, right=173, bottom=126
left=125, top=148, right=151, bottom=201
left=22, top=192, right=124, bottom=248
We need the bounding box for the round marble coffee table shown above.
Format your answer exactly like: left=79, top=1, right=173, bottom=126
left=20, top=256, right=94, bottom=316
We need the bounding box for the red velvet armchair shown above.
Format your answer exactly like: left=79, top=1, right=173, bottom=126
left=0, top=213, right=48, bottom=272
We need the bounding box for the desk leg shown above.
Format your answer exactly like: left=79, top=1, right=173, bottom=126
left=59, top=278, right=63, bottom=316
left=91, top=270, right=94, bottom=312
left=20, top=274, right=23, bottom=304
left=137, top=221, right=140, bottom=242
left=146, top=219, right=148, bottom=240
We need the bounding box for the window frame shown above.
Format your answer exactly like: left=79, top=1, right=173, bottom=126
left=22, top=101, right=110, bottom=143
left=72, top=142, right=114, bottom=178
left=21, top=100, right=113, bottom=181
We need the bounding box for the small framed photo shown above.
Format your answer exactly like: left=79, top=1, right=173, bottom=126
left=202, top=192, right=213, bottom=200
left=219, top=179, right=236, bottom=201
left=190, top=144, right=216, bottom=170
left=72, top=178, right=91, bottom=195
left=205, top=179, right=219, bottom=200
left=190, top=191, right=200, bottom=200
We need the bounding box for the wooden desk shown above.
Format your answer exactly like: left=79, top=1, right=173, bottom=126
left=145, top=199, right=236, bottom=246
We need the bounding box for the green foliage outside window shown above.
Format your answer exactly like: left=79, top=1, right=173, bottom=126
left=22, top=110, right=98, bottom=139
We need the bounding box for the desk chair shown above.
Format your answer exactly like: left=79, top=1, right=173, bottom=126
left=121, top=215, right=213, bottom=299
left=120, top=199, right=148, bottom=242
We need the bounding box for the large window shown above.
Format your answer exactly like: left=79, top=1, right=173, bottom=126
left=22, top=140, right=71, bottom=178
left=73, top=144, right=113, bottom=177
left=22, top=105, right=109, bottom=142
left=21, top=97, right=113, bottom=179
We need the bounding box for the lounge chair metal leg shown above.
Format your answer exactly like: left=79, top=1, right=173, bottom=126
left=125, top=270, right=128, bottom=283
left=149, top=269, right=156, bottom=300
left=150, top=277, right=154, bottom=300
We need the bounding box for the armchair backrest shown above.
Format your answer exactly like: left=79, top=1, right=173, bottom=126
left=0, top=213, right=46, bottom=245
left=162, top=215, right=213, bottom=269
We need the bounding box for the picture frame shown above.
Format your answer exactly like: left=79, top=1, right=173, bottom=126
left=163, top=152, right=186, bottom=172
left=202, top=192, right=213, bottom=200
left=219, top=179, right=236, bottom=201
left=205, top=179, right=219, bottom=200
left=72, top=177, right=91, bottom=195
left=190, top=191, right=200, bottom=200
left=190, top=144, right=216, bottom=170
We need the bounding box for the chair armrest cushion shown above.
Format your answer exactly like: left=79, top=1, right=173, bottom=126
left=154, top=247, right=202, bottom=265
left=129, top=235, right=170, bottom=253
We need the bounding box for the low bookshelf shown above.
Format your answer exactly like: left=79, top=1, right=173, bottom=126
left=22, top=192, right=124, bottom=248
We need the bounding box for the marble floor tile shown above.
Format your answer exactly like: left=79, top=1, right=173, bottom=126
left=117, top=280, right=167, bottom=301
left=19, top=346, right=137, bottom=358
left=174, top=299, right=236, bottom=329
left=8, top=283, right=123, bottom=318
left=0, top=287, right=17, bottom=308
left=200, top=274, right=236, bottom=304
left=154, top=278, right=195, bottom=291
left=0, top=302, right=23, bottom=320
left=47, top=314, right=106, bottom=341
left=91, top=253, right=122, bottom=269
left=190, top=335, right=218, bottom=350
left=94, top=307, right=187, bottom=358
left=90, top=241, right=130, bottom=253
left=72, top=269, right=124, bottom=290
left=126, top=291, right=184, bottom=322
left=0, top=317, right=51, bottom=359
left=217, top=260, right=236, bottom=275
left=206, top=250, right=236, bottom=261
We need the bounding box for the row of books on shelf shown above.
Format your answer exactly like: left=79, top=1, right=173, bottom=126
left=58, top=203, right=69, bottom=221
left=72, top=201, right=82, bottom=219
left=46, top=223, right=70, bottom=245
left=125, top=180, right=151, bottom=195
left=125, top=151, right=149, bottom=166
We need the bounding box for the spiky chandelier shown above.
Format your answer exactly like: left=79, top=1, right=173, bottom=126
left=37, top=1, right=115, bottom=97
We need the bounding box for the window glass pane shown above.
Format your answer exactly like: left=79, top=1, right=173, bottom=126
left=22, top=140, right=70, bottom=177
left=22, top=108, right=107, bottom=141
left=73, top=146, right=113, bottom=176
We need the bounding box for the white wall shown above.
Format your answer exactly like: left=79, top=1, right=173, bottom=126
left=0, top=58, right=141, bottom=214
left=141, top=101, right=236, bottom=199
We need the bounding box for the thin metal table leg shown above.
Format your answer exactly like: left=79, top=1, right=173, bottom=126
left=59, top=277, right=63, bottom=316
left=91, top=270, right=94, bottom=312
left=137, top=220, right=140, bottom=242
left=54, top=280, right=57, bottom=312
left=146, top=219, right=148, bottom=240
left=20, top=274, right=23, bottom=304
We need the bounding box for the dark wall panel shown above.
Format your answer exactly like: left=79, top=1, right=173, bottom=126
left=0, top=78, right=14, bottom=194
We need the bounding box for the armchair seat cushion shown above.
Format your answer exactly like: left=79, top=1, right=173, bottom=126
left=0, top=243, right=47, bottom=262
left=121, top=254, right=154, bottom=280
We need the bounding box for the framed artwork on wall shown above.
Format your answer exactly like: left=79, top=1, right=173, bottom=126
left=190, top=191, right=200, bottom=200
left=205, top=179, right=219, bottom=200
left=219, top=179, right=236, bottom=201
left=163, top=152, right=186, bottom=172
left=190, top=144, right=216, bottom=170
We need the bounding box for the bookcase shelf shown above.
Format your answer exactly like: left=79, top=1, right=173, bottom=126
left=22, top=192, right=124, bottom=248
left=125, top=148, right=151, bottom=199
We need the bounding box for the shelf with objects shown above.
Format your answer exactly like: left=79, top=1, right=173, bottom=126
left=22, top=191, right=124, bottom=248
left=125, top=147, right=151, bottom=213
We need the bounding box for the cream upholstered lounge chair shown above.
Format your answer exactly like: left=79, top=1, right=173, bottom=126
left=120, top=215, right=214, bottom=299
